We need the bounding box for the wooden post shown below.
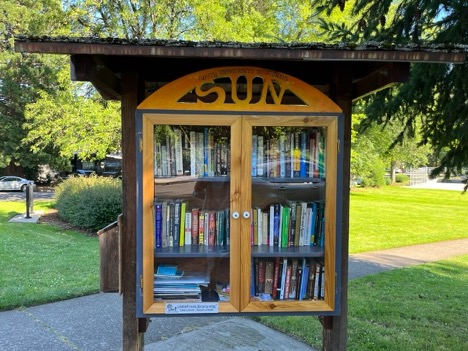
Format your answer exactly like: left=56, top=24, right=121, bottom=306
left=121, top=70, right=146, bottom=351
left=322, top=70, right=353, bottom=351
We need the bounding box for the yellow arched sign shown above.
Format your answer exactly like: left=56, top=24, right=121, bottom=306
left=138, top=66, right=341, bottom=113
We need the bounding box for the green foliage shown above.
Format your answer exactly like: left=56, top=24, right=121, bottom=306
left=0, top=201, right=99, bottom=310
left=352, top=112, right=431, bottom=185
left=55, top=176, right=122, bottom=232
left=395, top=173, right=409, bottom=184
left=315, top=0, right=468, bottom=177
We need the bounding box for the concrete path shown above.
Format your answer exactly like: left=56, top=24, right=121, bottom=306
left=1, top=238, right=467, bottom=351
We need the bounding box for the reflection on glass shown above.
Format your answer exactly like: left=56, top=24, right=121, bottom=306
left=250, top=126, right=327, bottom=302
left=153, top=124, right=231, bottom=303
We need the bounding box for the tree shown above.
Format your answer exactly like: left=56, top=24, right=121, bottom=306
left=316, top=0, right=468, bottom=178
left=23, top=71, right=121, bottom=165
left=0, top=0, right=122, bottom=176
left=352, top=112, right=431, bottom=186
left=0, top=0, right=69, bottom=174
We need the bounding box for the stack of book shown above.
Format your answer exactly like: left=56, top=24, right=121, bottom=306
left=154, top=264, right=210, bottom=302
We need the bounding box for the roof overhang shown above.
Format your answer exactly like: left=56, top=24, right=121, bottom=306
left=15, top=37, right=466, bottom=102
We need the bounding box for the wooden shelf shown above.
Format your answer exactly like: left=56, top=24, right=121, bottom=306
left=155, top=245, right=229, bottom=258
left=252, top=245, right=324, bottom=258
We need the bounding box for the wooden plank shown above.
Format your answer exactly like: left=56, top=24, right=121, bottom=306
left=98, top=220, right=120, bottom=292
left=322, top=69, right=353, bottom=351
left=121, top=70, right=145, bottom=351
left=352, top=62, right=410, bottom=101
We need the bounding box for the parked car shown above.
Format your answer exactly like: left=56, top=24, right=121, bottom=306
left=73, top=169, right=96, bottom=177
left=0, top=176, right=36, bottom=191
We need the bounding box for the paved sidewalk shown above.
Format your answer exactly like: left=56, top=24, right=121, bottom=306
left=1, top=238, right=467, bottom=351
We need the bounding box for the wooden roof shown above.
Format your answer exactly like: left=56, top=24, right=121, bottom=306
left=15, top=36, right=466, bottom=102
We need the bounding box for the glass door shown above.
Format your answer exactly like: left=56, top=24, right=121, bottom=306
left=138, top=113, right=242, bottom=315
left=240, top=115, right=338, bottom=313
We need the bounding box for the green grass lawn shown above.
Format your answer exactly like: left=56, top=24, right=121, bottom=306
left=350, top=186, right=468, bottom=253
left=1, top=186, right=467, bottom=350
left=0, top=200, right=99, bottom=311
left=258, top=254, right=468, bottom=351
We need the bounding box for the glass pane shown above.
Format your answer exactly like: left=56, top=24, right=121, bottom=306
left=153, top=125, right=231, bottom=304
left=250, top=126, right=326, bottom=302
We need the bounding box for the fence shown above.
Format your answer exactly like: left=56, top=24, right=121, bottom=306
left=407, top=167, right=436, bottom=186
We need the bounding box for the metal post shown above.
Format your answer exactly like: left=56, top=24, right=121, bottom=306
left=25, top=183, right=34, bottom=218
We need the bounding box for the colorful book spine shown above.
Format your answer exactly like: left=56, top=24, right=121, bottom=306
left=184, top=211, right=192, bottom=245
left=191, top=208, right=199, bottom=245
left=154, top=202, right=162, bottom=248
left=281, top=205, right=290, bottom=248
left=203, top=128, right=209, bottom=177
left=300, top=132, right=308, bottom=178
left=198, top=211, right=205, bottom=245
left=257, top=135, right=264, bottom=176
left=189, top=131, right=196, bottom=176
left=172, top=201, right=180, bottom=247
left=208, top=211, right=216, bottom=247
left=273, top=203, right=280, bottom=247
left=174, top=128, right=183, bottom=176
left=178, top=201, right=186, bottom=246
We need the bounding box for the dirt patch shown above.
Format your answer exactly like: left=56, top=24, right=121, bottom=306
left=39, top=209, right=97, bottom=236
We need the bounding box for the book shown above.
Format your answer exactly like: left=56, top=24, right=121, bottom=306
left=257, top=259, right=266, bottom=294
left=299, top=259, right=309, bottom=301
left=173, top=200, right=181, bottom=247
left=284, top=263, right=292, bottom=300
left=196, top=132, right=204, bottom=176
left=273, top=203, right=280, bottom=246
left=198, top=210, right=205, bottom=245
left=256, top=208, right=263, bottom=245
left=253, top=208, right=259, bottom=246
left=217, top=210, right=226, bottom=245
left=294, top=202, right=302, bottom=247
left=262, top=211, right=269, bottom=246
left=279, top=135, right=285, bottom=178
left=174, top=128, right=183, bottom=176
left=179, top=201, right=186, bottom=246
left=203, top=128, right=209, bottom=177
left=292, top=133, right=301, bottom=177
left=299, top=202, right=307, bottom=246
left=280, top=205, right=290, bottom=248
left=191, top=208, right=199, bottom=245
left=289, top=201, right=297, bottom=247
left=264, top=260, right=274, bottom=295
left=207, top=211, right=216, bottom=247
left=189, top=131, right=196, bottom=176
left=279, top=258, right=288, bottom=300
left=272, top=257, right=280, bottom=298
left=184, top=211, right=192, bottom=245
left=161, top=145, right=168, bottom=176
left=300, top=132, right=308, bottom=178
left=257, top=135, right=264, bottom=176
left=154, top=202, right=163, bottom=248
left=162, top=201, right=170, bottom=247
left=168, top=201, right=175, bottom=247
left=289, top=258, right=298, bottom=299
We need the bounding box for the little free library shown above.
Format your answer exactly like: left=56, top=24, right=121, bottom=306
left=15, top=36, right=465, bottom=351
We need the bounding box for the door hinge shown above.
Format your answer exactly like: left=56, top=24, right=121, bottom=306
left=337, top=139, right=340, bottom=154
left=139, top=137, right=143, bottom=153
left=140, top=274, right=144, bottom=295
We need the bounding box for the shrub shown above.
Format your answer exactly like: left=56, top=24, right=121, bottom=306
left=55, top=176, right=122, bottom=232
left=395, top=174, right=410, bottom=184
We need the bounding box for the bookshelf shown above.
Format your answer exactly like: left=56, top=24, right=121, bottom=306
left=136, top=112, right=342, bottom=316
